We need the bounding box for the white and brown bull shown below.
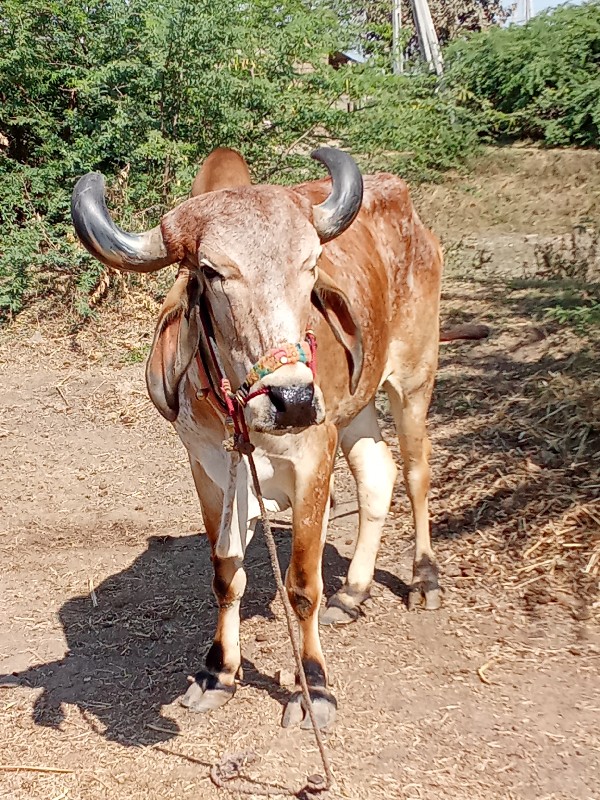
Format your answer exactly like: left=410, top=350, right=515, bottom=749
left=71, top=146, right=445, bottom=729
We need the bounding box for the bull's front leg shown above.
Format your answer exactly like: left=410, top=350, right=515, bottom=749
left=282, top=424, right=337, bottom=730
left=180, top=458, right=247, bottom=712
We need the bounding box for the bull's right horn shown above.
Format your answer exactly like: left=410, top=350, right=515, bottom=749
left=71, top=173, right=175, bottom=272
left=310, top=148, right=363, bottom=243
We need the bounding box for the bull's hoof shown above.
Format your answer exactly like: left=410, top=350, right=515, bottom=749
left=281, top=687, right=337, bottom=730
left=179, top=670, right=235, bottom=713
left=320, top=586, right=369, bottom=626
left=409, top=555, right=441, bottom=611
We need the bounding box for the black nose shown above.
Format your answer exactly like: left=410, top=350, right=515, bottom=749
left=267, top=384, right=316, bottom=428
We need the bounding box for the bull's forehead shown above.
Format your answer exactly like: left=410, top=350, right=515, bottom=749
left=165, top=186, right=320, bottom=270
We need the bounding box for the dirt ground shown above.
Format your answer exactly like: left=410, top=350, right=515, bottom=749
left=1, top=147, right=599, bottom=800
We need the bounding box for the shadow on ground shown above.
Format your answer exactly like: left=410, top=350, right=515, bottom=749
left=1, top=532, right=406, bottom=747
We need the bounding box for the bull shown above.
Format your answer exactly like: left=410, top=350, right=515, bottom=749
left=71, top=146, right=444, bottom=729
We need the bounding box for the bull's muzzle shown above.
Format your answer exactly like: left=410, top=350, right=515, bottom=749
left=236, top=333, right=324, bottom=433
left=267, top=383, right=317, bottom=430
left=244, top=372, right=325, bottom=434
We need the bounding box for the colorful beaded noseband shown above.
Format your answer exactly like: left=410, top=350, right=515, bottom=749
left=236, top=331, right=317, bottom=404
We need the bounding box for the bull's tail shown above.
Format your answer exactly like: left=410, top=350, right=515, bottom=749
left=440, top=324, right=489, bottom=343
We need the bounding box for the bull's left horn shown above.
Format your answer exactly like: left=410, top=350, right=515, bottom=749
left=310, top=148, right=363, bottom=243
left=71, top=173, right=175, bottom=272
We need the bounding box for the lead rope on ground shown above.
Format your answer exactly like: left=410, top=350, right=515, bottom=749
left=210, top=395, right=335, bottom=798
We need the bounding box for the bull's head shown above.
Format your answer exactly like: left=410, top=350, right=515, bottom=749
left=71, top=148, right=363, bottom=433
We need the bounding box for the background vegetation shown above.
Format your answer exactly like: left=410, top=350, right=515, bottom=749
left=446, top=1, right=600, bottom=146
left=0, top=0, right=599, bottom=318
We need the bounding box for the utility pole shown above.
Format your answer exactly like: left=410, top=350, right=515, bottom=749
left=409, top=0, right=443, bottom=76
left=392, top=0, right=404, bottom=75
left=515, top=0, right=533, bottom=23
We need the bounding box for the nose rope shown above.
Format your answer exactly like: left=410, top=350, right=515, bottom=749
left=306, top=329, right=317, bottom=379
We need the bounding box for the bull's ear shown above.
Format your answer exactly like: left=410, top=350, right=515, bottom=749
left=146, top=270, right=200, bottom=421
left=311, top=270, right=363, bottom=394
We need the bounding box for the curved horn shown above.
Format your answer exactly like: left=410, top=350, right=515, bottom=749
left=310, top=148, right=363, bottom=243
left=71, top=173, right=175, bottom=273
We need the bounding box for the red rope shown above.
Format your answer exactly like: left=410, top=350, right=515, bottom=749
left=241, top=386, right=270, bottom=405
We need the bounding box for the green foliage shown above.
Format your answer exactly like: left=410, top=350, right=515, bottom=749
left=341, top=69, right=479, bottom=182
left=544, top=301, right=600, bottom=332
left=0, top=0, right=343, bottom=317
left=0, top=0, right=478, bottom=319
left=121, top=344, right=151, bottom=364
left=446, top=2, right=600, bottom=146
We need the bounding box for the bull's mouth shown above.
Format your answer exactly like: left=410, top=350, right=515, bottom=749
left=250, top=417, right=322, bottom=435
left=252, top=421, right=320, bottom=435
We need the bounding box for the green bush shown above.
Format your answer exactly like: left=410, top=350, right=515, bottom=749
left=0, top=0, right=339, bottom=317
left=446, top=1, right=600, bottom=146
left=341, top=69, right=479, bottom=182
left=0, top=0, right=478, bottom=319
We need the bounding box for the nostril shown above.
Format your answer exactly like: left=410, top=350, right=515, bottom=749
left=267, top=384, right=315, bottom=416
left=300, top=383, right=315, bottom=408
left=268, top=385, right=288, bottom=413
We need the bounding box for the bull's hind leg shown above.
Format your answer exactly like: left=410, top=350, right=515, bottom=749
left=179, top=458, right=247, bottom=712
left=384, top=375, right=441, bottom=610
left=282, top=424, right=338, bottom=730
left=321, top=401, right=397, bottom=625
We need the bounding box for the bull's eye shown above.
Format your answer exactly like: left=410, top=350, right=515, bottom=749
left=200, top=259, right=221, bottom=282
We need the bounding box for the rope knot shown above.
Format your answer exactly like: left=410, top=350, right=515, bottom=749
left=235, top=435, right=255, bottom=456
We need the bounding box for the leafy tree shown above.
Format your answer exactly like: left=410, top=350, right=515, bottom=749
left=0, top=0, right=478, bottom=318
left=341, top=70, right=479, bottom=181
left=335, top=0, right=508, bottom=61
left=0, top=0, right=347, bottom=316
left=446, top=1, right=600, bottom=146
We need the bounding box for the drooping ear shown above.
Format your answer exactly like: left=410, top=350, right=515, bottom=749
left=311, top=270, right=363, bottom=394
left=146, top=269, right=201, bottom=421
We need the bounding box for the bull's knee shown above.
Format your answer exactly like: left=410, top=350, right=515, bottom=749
left=403, top=458, right=429, bottom=497
left=212, top=557, right=246, bottom=607
left=287, top=585, right=319, bottom=621
left=357, top=449, right=397, bottom=522
left=286, top=563, right=322, bottom=620
left=349, top=440, right=396, bottom=516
